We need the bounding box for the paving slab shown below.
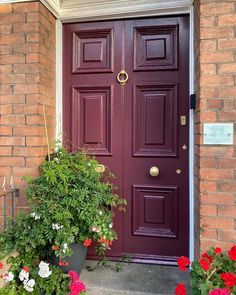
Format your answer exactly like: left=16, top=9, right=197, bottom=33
left=80, top=260, right=190, bottom=295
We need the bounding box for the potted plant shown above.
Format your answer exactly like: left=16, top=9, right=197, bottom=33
left=0, top=146, right=126, bottom=294
left=175, top=245, right=236, bottom=295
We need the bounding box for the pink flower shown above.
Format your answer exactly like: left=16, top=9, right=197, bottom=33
left=209, top=288, right=231, bottom=295
left=68, top=270, right=79, bottom=282
left=68, top=270, right=86, bottom=295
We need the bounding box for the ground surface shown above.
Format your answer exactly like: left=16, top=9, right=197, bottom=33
left=80, top=260, right=190, bottom=295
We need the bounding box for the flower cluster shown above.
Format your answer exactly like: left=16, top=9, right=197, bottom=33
left=38, top=261, right=52, bottom=278
left=68, top=270, right=86, bottom=295
left=175, top=245, right=236, bottom=295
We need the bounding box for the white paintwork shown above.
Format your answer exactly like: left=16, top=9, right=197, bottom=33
left=55, top=19, right=63, bottom=142
left=189, top=5, right=195, bottom=263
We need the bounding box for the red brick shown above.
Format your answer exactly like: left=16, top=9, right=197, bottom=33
left=218, top=159, right=236, bottom=169
left=201, top=228, right=217, bottom=240
left=0, top=115, right=25, bottom=125
left=201, top=204, right=217, bottom=216
left=12, top=167, right=39, bottom=177
left=199, top=111, right=217, bottom=122
left=26, top=33, right=40, bottom=43
left=200, top=3, right=234, bottom=16
left=13, top=146, right=46, bottom=157
left=200, top=182, right=217, bottom=193
left=0, top=85, right=13, bottom=95
left=0, top=45, right=12, bottom=55
left=218, top=182, right=236, bottom=192
left=201, top=64, right=216, bottom=75
left=218, top=63, right=236, bottom=74
left=13, top=2, right=40, bottom=13
left=26, top=136, right=47, bottom=146
left=206, top=99, right=223, bottom=110
left=218, top=39, right=236, bottom=50
left=201, top=240, right=233, bottom=253
left=218, top=206, right=236, bottom=217
left=200, top=146, right=233, bottom=157
left=14, top=84, right=39, bottom=95
left=13, top=126, right=45, bottom=136
left=13, top=23, right=40, bottom=33
left=13, top=64, right=39, bottom=74
left=219, top=111, right=236, bottom=122
left=0, top=137, right=25, bottom=146
left=201, top=193, right=234, bottom=205
left=0, top=167, right=11, bottom=176
left=0, top=54, right=25, bottom=64
left=0, top=126, right=12, bottom=136
left=200, top=16, right=216, bottom=27
left=218, top=230, right=236, bottom=242
left=200, top=75, right=234, bottom=86
left=26, top=115, right=43, bottom=125
left=218, top=14, right=236, bottom=26
left=0, top=14, right=26, bottom=24
left=200, top=51, right=234, bottom=63
left=0, top=4, right=12, bottom=14
left=27, top=12, right=40, bottom=23
left=0, top=147, right=12, bottom=156
left=201, top=217, right=234, bottom=229
left=0, top=24, right=12, bottom=34
left=0, top=157, right=24, bottom=167
left=200, top=158, right=218, bottom=168
left=200, top=169, right=234, bottom=181
left=13, top=104, right=39, bottom=115
left=26, top=53, right=39, bottom=63
left=0, top=33, right=25, bottom=45
left=0, top=95, right=25, bottom=104
left=25, top=74, right=40, bottom=84
left=0, top=105, right=12, bottom=115
left=14, top=44, right=39, bottom=54
left=0, top=74, right=25, bottom=84
left=25, top=157, right=44, bottom=167
left=0, top=65, right=12, bottom=74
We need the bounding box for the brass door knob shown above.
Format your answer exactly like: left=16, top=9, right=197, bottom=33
left=95, top=164, right=105, bottom=173
left=117, top=70, right=129, bottom=86
left=149, top=166, right=159, bottom=177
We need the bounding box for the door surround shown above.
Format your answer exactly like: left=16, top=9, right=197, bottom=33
left=55, top=2, right=195, bottom=263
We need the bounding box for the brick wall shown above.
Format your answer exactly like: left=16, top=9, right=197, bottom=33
left=0, top=1, right=56, bottom=210
left=195, top=0, right=236, bottom=253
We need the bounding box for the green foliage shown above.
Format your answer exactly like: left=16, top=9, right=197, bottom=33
left=0, top=146, right=126, bottom=294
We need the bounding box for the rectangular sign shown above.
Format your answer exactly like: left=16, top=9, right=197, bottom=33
left=204, top=123, right=234, bottom=145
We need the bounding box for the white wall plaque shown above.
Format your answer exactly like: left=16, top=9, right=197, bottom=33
left=203, top=123, right=234, bottom=145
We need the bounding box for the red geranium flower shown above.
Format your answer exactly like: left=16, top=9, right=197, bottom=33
left=202, top=252, right=213, bottom=263
left=0, top=262, right=3, bottom=269
left=22, top=266, right=30, bottom=272
left=83, top=238, right=92, bottom=247
left=214, top=247, right=222, bottom=255
left=228, top=245, right=236, bottom=261
left=175, top=283, right=187, bottom=295
left=177, top=256, right=190, bottom=271
left=221, top=272, right=236, bottom=287
left=53, top=245, right=59, bottom=251
left=200, top=259, right=210, bottom=271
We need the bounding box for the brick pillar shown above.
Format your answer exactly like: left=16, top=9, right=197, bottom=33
left=0, top=1, right=56, bottom=210
left=195, top=0, right=236, bottom=254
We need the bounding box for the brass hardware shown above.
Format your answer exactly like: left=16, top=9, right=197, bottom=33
left=149, top=166, right=160, bottom=177
left=182, top=144, right=187, bottom=150
left=117, top=70, right=129, bottom=86
left=180, top=115, right=187, bottom=126
left=176, top=169, right=182, bottom=175
left=95, top=164, right=105, bottom=173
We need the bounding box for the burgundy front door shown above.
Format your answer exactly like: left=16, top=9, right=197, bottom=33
left=63, top=16, right=189, bottom=263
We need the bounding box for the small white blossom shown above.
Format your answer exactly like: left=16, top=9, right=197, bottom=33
left=4, top=271, right=14, bottom=282
left=109, top=223, right=113, bottom=229
left=91, top=226, right=101, bottom=233
left=30, top=212, right=40, bottom=220
left=99, top=211, right=103, bottom=216
left=38, top=261, right=52, bottom=278
left=62, top=243, right=68, bottom=253
left=19, top=269, right=29, bottom=282
left=52, top=223, right=63, bottom=230
left=24, top=285, right=34, bottom=292
left=27, top=279, right=35, bottom=288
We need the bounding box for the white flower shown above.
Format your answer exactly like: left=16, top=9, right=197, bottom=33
left=91, top=226, right=101, bottom=233
left=62, top=243, right=68, bottom=253
left=99, top=211, right=103, bottom=216
left=52, top=223, right=63, bottom=230
left=27, top=279, right=35, bottom=288
left=19, top=269, right=29, bottom=282
left=30, top=212, right=40, bottom=220
left=38, top=261, right=52, bottom=278
left=109, top=223, right=113, bottom=228
left=24, top=285, right=34, bottom=292
left=4, top=271, right=14, bottom=282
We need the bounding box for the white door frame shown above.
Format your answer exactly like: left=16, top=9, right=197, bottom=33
left=55, top=3, right=195, bottom=263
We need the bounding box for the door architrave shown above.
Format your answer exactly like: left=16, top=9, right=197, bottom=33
left=56, top=3, right=195, bottom=262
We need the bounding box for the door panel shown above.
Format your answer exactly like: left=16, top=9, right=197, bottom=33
left=63, top=16, right=189, bottom=263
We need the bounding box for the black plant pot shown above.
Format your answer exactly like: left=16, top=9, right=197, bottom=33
left=50, top=243, right=87, bottom=275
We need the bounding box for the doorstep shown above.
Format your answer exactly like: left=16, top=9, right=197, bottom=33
left=80, top=260, right=190, bottom=295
